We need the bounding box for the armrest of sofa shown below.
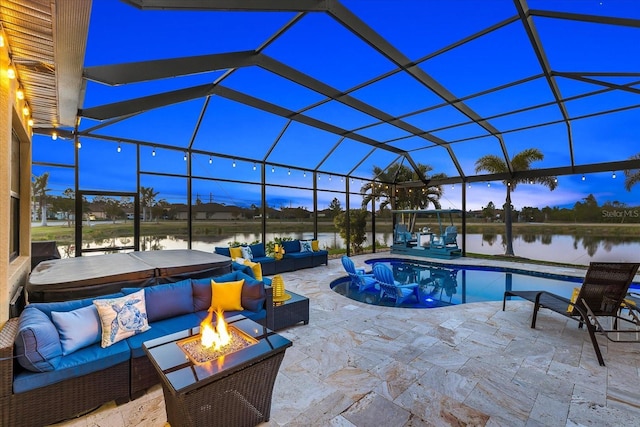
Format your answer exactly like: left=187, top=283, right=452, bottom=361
left=0, top=317, right=19, bottom=398
left=264, top=284, right=274, bottom=331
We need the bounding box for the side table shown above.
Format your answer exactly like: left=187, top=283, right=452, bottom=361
left=268, top=291, right=309, bottom=331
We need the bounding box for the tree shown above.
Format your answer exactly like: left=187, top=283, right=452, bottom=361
left=32, top=172, right=50, bottom=226
left=140, top=186, right=159, bottom=222
left=334, top=208, right=368, bottom=254
left=624, top=153, right=640, bottom=191
left=482, top=201, right=496, bottom=222
left=328, top=198, right=342, bottom=218
left=475, top=148, right=557, bottom=256
left=360, top=162, right=445, bottom=231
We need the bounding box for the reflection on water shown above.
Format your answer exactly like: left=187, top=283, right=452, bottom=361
left=56, top=231, right=640, bottom=266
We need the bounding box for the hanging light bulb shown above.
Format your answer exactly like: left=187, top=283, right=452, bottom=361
left=329, top=175, right=332, bottom=181
left=487, top=182, right=490, bottom=187
left=451, top=184, right=455, bottom=190
left=22, top=103, right=29, bottom=116
left=303, top=171, right=306, bottom=177
left=468, top=183, right=471, bottom=189
left=340, top=176, right=344, bottom=183
left=183, top=152, right=187, bottom=161
left=288, top=168, right=291, bottom=175
left=7, top=63, right=16, bottom=79
left=209, top=155, right=212, bottom=165
left=554, top=177, right=558, bottom=183
left=581, top=175, right=586, bottom=181
left=77, top=141, right=82, bottom=149
left=612, top=171, right=616, bottom=179
left=52, top=131, right=58, bottom=141
left=117, top=142, right=121, bottom=153
left=152, top=147, right=156, bottom=157
left=232, top=159, right=236, bottom=168
left=27, top=118, right=33, bottom=127
left=318, top=174, right=321, bottom=180
left=16, top=87, right=24, bottom=100
left=271, top=166, right=275, bottom=173
left=0, top=34, right=4, bottom=48
left=253, top=163, right=256, bottom=171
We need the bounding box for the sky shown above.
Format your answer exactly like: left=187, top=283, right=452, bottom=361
left=32, top=0, right=640, bottom=212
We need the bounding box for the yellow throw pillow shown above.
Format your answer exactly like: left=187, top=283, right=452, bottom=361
left=229, top=246, right=243, bottom=259
left=211, top=279, right=244, bottom=312
left=244, top=260, right=263, bottom=281
left=311, top=240, right=319, bottom=252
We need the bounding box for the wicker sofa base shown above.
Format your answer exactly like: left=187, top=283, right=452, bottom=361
left=5, top=360, right=130, bottom=427
left=161, top=349, right=286, bottom=427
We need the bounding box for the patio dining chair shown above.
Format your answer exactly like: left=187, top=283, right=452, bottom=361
left=341, top=256, right=377, bottom=292
left=373, top=263, right=419, bottom=306
left=503, top=262, right=640, bottom=366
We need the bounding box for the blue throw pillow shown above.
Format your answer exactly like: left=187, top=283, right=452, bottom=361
left=282, top=240, right=300, bottom=254
left=241, top=278, right=266, bottom=312
left=15, top=308, right=63, bottom=372
left=122, top=279, right=194, bottom=322
left=51, top=305, right=102, bottom=355
left=214, top=247, right=231, bottom=257
left=249, top=243, right=266, bottom=258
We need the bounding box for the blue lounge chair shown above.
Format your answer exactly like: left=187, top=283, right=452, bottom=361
left=341, top=256, right=377, bottom=292
left=373, top=263, right=419, bottom=306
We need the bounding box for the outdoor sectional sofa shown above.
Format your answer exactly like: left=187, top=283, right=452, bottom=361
left=0, top=269, right=273, bottom=427
left=215, top=239, right=328, bottom=276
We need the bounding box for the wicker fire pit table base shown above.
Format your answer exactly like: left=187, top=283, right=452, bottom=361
left=143, top=316, right=292, bottom=427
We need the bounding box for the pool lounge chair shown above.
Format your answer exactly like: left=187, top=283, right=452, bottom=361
left=341, top=256, right=377, bottom=292
left=503, top=262, right=640, bottom=366
left=373, top=263, right=419, bottom=306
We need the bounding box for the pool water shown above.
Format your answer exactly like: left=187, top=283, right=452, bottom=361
left=330, top=258, right=639, bottom=309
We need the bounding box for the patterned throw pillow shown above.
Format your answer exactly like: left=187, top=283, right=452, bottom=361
left=241, top=246, right=253, bottom=260
left=93, top=289, right=150, bottom=348
left=300, top=240, right=313, bottom=252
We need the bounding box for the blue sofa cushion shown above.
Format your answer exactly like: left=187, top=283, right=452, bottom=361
left=214, top=247, right=231, bottom=257
left=191, top=271, right=266, bottom=313
left=13, top=339, right=130, bottom=393
left=252, top=256, right=275, bottom=265
left=122, top=279, right=193, bottom=322
left=282, top=240, right=300, bottom=254
left=284, top=251, right=309, bottom=259
left=28, top=292, right=125, bottom=320
left=126, top=313, right=201, bottom=358
left=51, top=305, right=102, bottom=355
left=249, top=243, right=266, bottom=258
left=312, top=249, right=329, bottom=258
left=15, top=308, right=63, bottom=372
left=232, top=261, right=255, bottom=278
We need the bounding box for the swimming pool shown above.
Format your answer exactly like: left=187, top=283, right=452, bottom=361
left=330, top=258, right=640, bottom=309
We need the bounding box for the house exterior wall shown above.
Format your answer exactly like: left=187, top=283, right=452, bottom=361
left=1, top=42, right=33, bottom=324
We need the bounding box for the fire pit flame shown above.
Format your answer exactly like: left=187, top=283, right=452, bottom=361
left=200, top=310, right=230, bottom=349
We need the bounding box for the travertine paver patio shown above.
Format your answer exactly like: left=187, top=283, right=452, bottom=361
left=52, top=254, right=640, bottom=426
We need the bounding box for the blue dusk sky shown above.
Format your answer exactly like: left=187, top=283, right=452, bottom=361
left=33, top=0, right=640, bottom=212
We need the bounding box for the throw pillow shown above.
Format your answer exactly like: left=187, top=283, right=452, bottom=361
left=93, top=289, right=150, bottom=348
left=241, top=246, right=253, bottom=260
left=300, top=240, right=313, bottom=252
left=229, top=246, right=243, bottom=259
left=241, top=278, right=267, bottom=312
left=311, top=240, right=319, bottom=251
left=51, top=305, right=102, bottom=355
left=244, top=259, right=263, bottom=281
left=249, top=243, right=266, bottom=258
left=122, top=279, right=194, bottom=322
left=15, top=308, right=63, bottom=372
left=211, top=279, right=244, bottom=311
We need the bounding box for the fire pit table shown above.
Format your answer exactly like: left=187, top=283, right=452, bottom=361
left=143, top=315, right=292, bottom=427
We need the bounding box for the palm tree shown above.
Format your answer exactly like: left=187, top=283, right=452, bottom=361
left=475, top=148, right=557, bottom=256
left=32, top=172, right=50, bottom=226
left=623, top=153, right=640, bottom=191
left=140, top=186, right=159, bottom=222
left=361, top=162, right=445, bottom=231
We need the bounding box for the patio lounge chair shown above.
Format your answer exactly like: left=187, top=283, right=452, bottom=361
left=341, top=256, right=377, bottom=292
left=373, top=263, right=420, bottom=306
left=503, top=262, right=640, bottom=366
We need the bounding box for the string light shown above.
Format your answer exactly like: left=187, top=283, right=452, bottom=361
left=329, top=175, right=332, bottom=181
left=253, top=163, right=256, bottom=171
left=117, top=142, right=121, bottom=153
left=288, top=168, right=291, bottom=175
left=7, top=63, right=15, bottom=79
left=581, top=175, right=586, bottom=181
left=16, top=87, right=24, bottom=100
left=0, top=34, right=4, bottom=48
left=209, top=155, right=212, bottom=165
left=52, top=131, right=58, bottom=141
left=554, top=177, right=558, bottom=183
left=232, top=159, right=236, bottom=168
left=612, top=171, right=616, bottom=179
left=271, top=165, right=275, bottom=173
left=76, top=141, right=82, bottom=149
left=152, top=147, right=156, bottom=156
left=27, top=118, right=33, bottom=127
left=468, top=183, right=471, bottom=189
left=303, top=171, right=306, bottom=177
left=183, top=152, right=187, bottom=161
left=487, top=182, right=490, bottom=188
left=22, top=103, right=29, bottom=116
